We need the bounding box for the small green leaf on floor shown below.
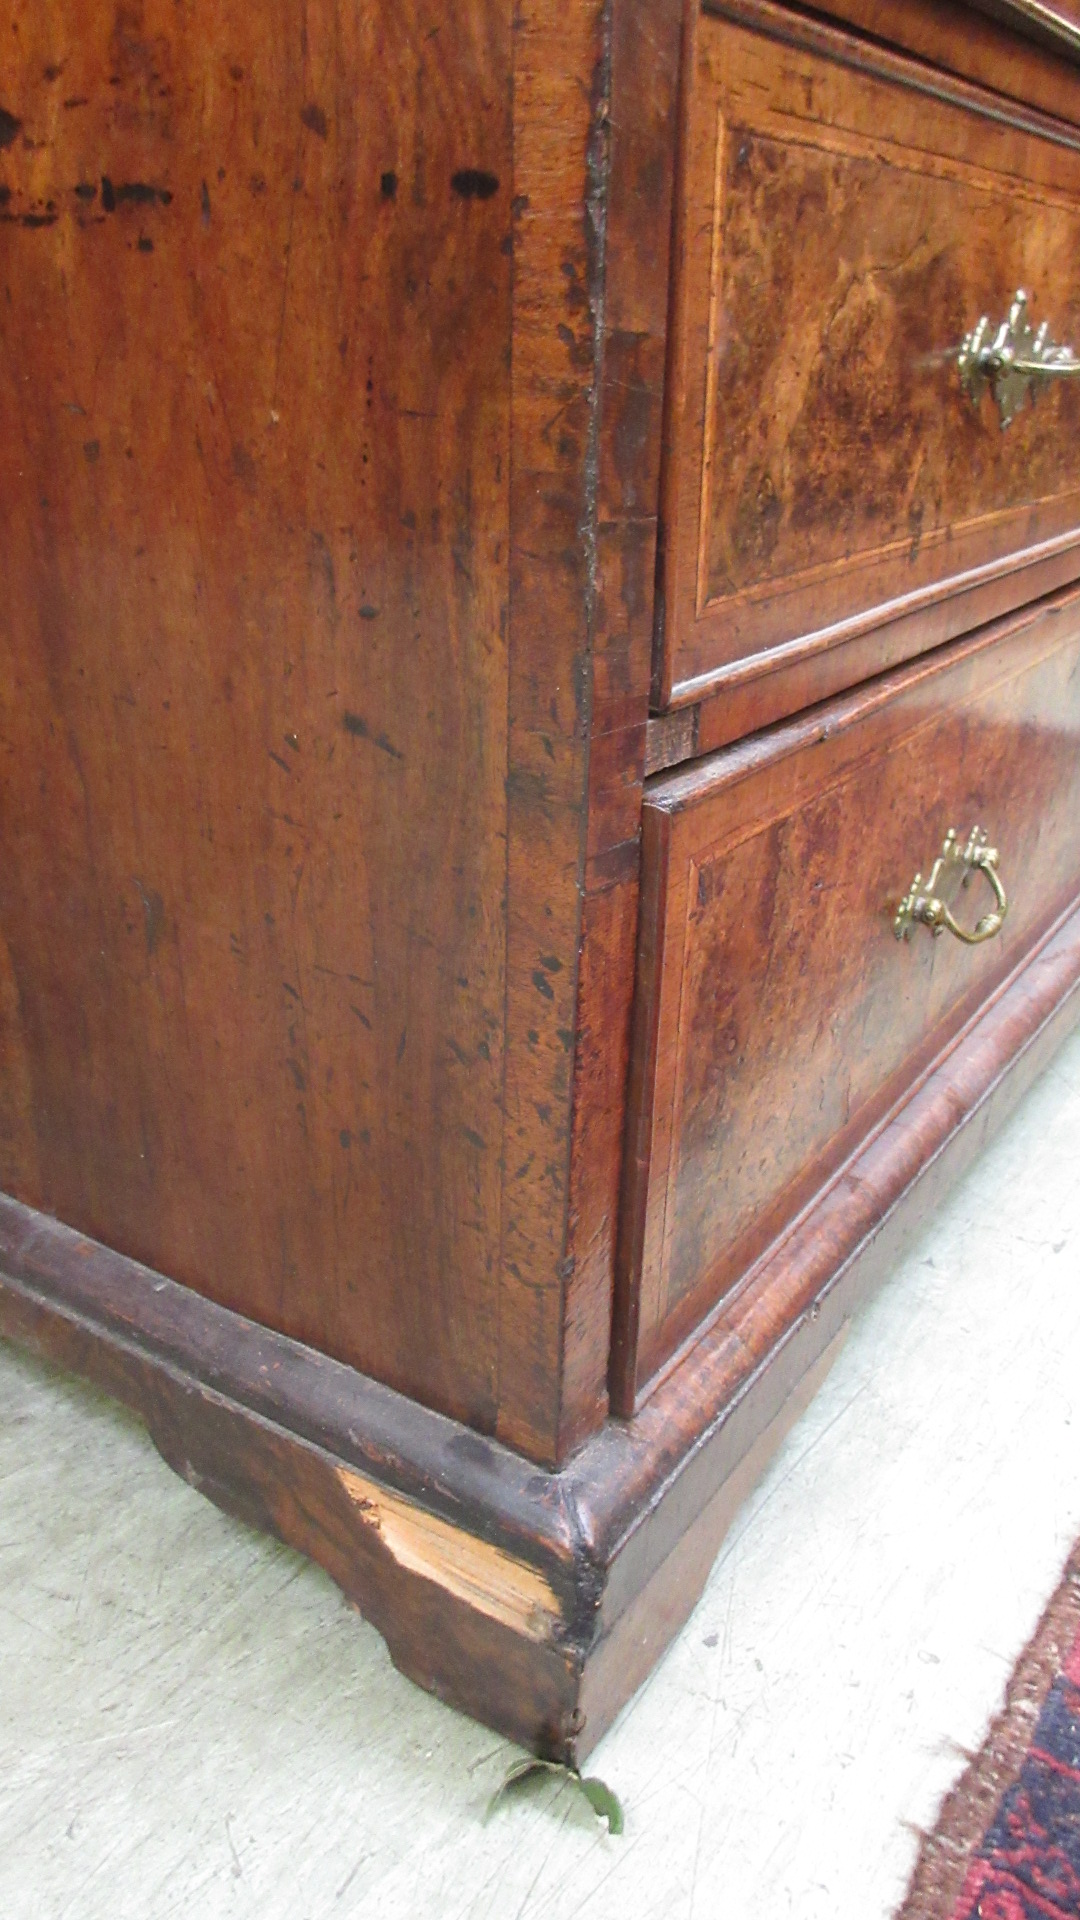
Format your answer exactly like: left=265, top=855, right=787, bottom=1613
left=577, top=1774, right=624, bottom=1835
left=485, top=1758, right=623, bottom=1834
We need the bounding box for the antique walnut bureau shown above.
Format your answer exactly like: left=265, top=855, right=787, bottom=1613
left=2, top=0, right=1080, bottom=1757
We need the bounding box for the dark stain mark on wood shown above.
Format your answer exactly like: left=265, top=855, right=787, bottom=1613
left=532, top=970, right=555, bottom=1001
left=380, top=170, right=398, bottom=200
left=0, top=187, right=10, bottom=206
left=201, top=181, right=211, bottom=227
left=101, top=177, right=173, bottom=212
left=0, top=108, right=22, bottom=149
left=451, top=168, right=499, bottom=200
left=44, top=64, right=65, bottom=82
left=137, top=236, right=154, bottom=253
left=396, top=1030, right=407, bottom=1064
left=134, top=881, right=166, bottom=957
left=231, top=443, right=257, bottom=492
left=83, top=441, right=100, bottom=463
left=18, top=213, right=58, bottom=229
left=341, top=712, right=404, bottom=761
left=358, top=605, right=379, bottom=621
left=74, top=182, right=96, bottom=201
left=301, top=104, right=329, bottom=139
left=268, top=750, right=292, bottom=775
left=64, top=97, right=89, bottom=110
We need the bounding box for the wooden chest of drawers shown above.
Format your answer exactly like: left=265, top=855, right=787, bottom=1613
left=2, top=0, right=1079, bottom=1760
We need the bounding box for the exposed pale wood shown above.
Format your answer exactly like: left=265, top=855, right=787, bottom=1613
left=645, top=707, right=700, bottom=777
left=336, top=1466, right=562, bottom=1644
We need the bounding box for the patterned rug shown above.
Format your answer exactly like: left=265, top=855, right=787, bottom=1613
left=898, top=1546, right=1080, bottom=1920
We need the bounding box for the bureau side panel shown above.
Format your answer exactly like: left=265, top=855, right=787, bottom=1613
left=0, top=1, right=513, bottom=1432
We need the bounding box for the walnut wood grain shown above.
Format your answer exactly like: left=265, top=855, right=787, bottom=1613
left=657, top=0, right=1080, bottom=710
left=556, top=0, right=685, bottom=1457
left=0, top=0, right=518, bottom=1439
left=4, top=893, right=1080, bottom=1757
left=0, top=0, right=683, bottom=1469
left=617, top=586, right=1080, bottom=1404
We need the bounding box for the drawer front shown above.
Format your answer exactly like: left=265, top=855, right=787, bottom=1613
left=619, top=587, right=1080, bottom=1403
left=972, top=1, right=1080, bottom=49
left=657, top=0, right=1080, bottom=707
left=817, top=0, right=1080, bottom=95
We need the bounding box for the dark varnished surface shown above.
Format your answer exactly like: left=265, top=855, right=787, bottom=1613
left=0, top=0, right=515, bottom=1436
left=657, top=0, right=1080, bottom=708
left=619, top=588, right=1080, bottom=1402
left=0, top=0, right=680, bottom=1468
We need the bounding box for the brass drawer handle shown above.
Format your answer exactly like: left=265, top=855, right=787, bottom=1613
left=894, top=827, right=1008, bottom=947
left=958, top=289, right=1080, bottom=429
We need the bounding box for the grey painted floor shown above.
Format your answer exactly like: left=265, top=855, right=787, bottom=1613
left=2, top=1022, right=1080, bottom=1920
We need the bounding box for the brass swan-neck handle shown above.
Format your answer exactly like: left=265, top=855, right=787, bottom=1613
left=894, top=827, right=1009, bottom=947
left=957, top=289, right=1080, bottom=428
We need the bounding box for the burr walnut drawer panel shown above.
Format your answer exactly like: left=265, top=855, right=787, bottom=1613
left=617, top=586, right=1080, bottom=1406
left=656, top=0, right=1080, bottom=710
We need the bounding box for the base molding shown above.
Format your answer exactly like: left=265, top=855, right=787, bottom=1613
left=3, top=904, right=1080, bottom=1762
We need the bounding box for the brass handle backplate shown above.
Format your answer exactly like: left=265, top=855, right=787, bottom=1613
left=958, top=289, right=1080, bottom=428
left=894, top=827, right=1008, bottom=947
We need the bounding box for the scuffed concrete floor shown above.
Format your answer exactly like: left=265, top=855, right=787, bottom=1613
left=2, top=1021, right=1079, bottom=1920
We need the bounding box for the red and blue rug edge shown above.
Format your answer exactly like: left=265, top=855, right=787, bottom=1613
left=897, top=1544, right=1080, bottom=1920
